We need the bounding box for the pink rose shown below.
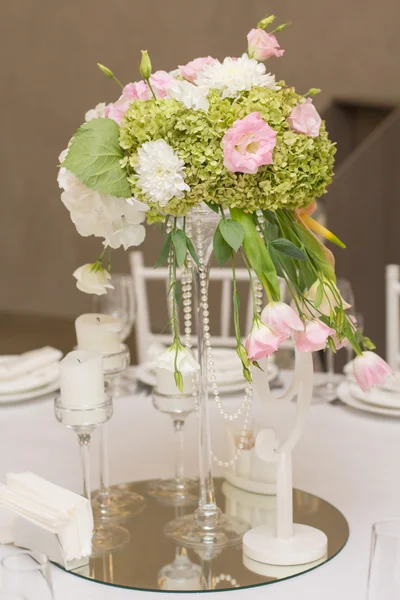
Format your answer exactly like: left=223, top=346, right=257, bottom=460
left=288, top=98, right=322, bottom=138
left=353, top=352, right=393, bottom=392
left=244, top=319, right=283, bottom=361
left=293, top=319, right=335, bottom=352
left=123, top=81, right=151, bottom=101
left=222, top=112, right=277, bottom=174
left=261, top=302, right=304, bottom=340
left=149, top=70, right=174, bottom=98
left=179, top=56, right=218, bottom=83
left=247, top=29, right=284, bottom=61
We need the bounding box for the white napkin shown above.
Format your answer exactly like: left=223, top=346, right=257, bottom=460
left=0, top=347, right=62, bottom=382
left=0, top=363, right=60, bottom=395
left=0, top=472, right=93, bottom=561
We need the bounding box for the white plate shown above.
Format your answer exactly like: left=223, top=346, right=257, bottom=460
left=0, top=380, right=60, bottom=404
left=348, top=383, right=400, bottom=409
left=134, top=362, right=280, bottom=395
left=337, top=381, right=400, bottom=418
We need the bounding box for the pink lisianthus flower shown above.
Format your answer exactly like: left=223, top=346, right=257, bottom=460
left=149, top=70, right=175, bottom=98
left=288, top=98, right=322, bottom=138
left=293, top=319, right=335, bottom=352
left=244, top=318, right=283, bottom=361
left=261, top=302, right=304, bottom=340
left=123, top=81, right=152, bottom=101
left=180, top=56, right=218, bottom=83
left=222, top=112, right=277, bottom=174
left=247, top=29, right=284, bottom=61
left=353, top=352, right=393, bottom=392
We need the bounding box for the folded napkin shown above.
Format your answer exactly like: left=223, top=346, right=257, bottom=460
left=0, top=363, right=60, bottom=395
left=0, top=472, right=93, bottom=562
left=0, top=347, right=62, bottom=382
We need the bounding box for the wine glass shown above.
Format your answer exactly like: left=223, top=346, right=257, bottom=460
left=92, top=273, right=136, bottom=394
left=1, top=552, right=54, bottom=600
left=313, top=278, right=355, bottom=402
left=367, top=520, right=400, bottom=599
left=148, top=388, right=198, bottom=505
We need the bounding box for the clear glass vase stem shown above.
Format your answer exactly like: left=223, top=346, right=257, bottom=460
left=78, top=432, right=92, bottom=503
left=173, top=419, right=185, bottom=481
left=193, top=263, right=219, bottom=528
left=326, top=349, right=335, bottom=386
left=99, top=423, right=110, bottom=502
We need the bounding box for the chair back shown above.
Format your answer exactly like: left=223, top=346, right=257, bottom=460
left=386, top=264, right=400, bottom=369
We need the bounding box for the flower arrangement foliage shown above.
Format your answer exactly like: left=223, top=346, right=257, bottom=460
left=57, top=15, right=392, bottom=393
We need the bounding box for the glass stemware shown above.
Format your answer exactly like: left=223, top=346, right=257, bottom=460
left=91, top=345, right=146, bottom=521
left=1, top=552, right=54, bottom=600
left=54, top=394, right=130, bottom=557
left=164, top=204, right=249, bottom=550
left=148, top=388, right=198, bottom=505
left=92, top=273, right=136, bottom=396
left=313, top=278, right=356, bottom=402
left=367, top=520, right=400, bottom=599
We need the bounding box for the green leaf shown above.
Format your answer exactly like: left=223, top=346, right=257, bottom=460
left=268, top=245, right=284, bottom=278
left=204, top=200, right=221, bottom=214
left=213, top=227, right=232, bottom=266
left=219, top=220, right=244, bottom=252
left=271, top=238, right=307, bottom=261
left=263, top=210, right=278, bottom=225
left=314, top=283, right=324, bottom=308
left=175, top=281, right=181, bottom=308
left=61, top=118, right=131, bottom=198
left=154, top=232, right=172, bottom=268
left=294, top=220, right=336, bottom=282
left=264, top=221, right=279, bottom=241
left=172, top=229, right=187, bottom=268
left=186, top=236, right=200, bottom=267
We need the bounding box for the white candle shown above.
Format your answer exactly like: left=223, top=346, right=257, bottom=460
left=156, top=367, right=195, bottom=396
left=75, top=314, right=122, bottom=354
left=59, top=351, right=104, bottom=408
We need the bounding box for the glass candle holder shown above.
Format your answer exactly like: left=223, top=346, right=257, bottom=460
left=148, top=388, right=198, bottom=506
left=91, top=344, right=146, bottom=522
left=54, top=393, right=130, bottom=557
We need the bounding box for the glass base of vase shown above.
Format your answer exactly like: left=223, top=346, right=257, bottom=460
left=92, top=485, right=146, bottom=522
left=148, top=478, right=199, bottom=507
left=157, top=553, right=203, bottom=591
left=164, top=512, right=250, bottom=552
left=91, top=522, right=130, bottom=558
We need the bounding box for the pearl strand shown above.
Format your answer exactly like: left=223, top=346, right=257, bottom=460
left=192, top=211, right=253, bottom=468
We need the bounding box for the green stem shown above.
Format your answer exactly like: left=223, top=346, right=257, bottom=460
left=231, top=253, right=242, bottom=346
left=112, top=75, right=124, bottom=89
left=145, top=77, right=157, bottom=100
left=240, top=250, right=258, bottom=318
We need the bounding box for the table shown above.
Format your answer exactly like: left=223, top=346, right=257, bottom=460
left=0, top=371, right=398, bottom=599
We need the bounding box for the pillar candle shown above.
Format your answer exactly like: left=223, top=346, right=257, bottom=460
left=75, top=314, right=122, bottom=354
left=59, top=351, right=104, bottom=408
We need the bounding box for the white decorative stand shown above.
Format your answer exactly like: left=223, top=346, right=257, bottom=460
left=243, top=351, right=328, bottom=566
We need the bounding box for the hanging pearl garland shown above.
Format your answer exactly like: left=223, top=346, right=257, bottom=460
left=187, top=210, right=253, bottom=468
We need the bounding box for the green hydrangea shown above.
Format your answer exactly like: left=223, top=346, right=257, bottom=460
left=119, top=85, right=336, bottom=216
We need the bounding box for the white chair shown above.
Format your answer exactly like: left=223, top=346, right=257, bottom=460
left=385, top=264, right=400, bottom=370
left=129, top=251, right=290, bottom=364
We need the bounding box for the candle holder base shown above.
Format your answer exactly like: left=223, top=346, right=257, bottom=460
left=148, top=478, right=199, bottom=507
left=91, top=486, right=146, bottom=522
left=90, top=522, right=130, bottom=558
left=164, top=512, right=249, bottom=551
left=243, top=523, right=328, bottom=566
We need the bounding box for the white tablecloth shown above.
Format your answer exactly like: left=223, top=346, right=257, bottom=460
left=0, top=371, right=398, bottom=599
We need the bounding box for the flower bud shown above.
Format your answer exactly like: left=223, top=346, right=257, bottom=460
left=257, top=15, right=276, bottom=30
left=97, top=63, right=114, bottom=78
left=272, top=22, right=290, bottom=33
left=174, top=369, right=184, bottom=393
left=305, top=88, right=321, bottom=97
left=140, top=50, right=152, bottom=80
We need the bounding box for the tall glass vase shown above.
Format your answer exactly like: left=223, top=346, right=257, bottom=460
left=165, top=204, right=249, bottom=549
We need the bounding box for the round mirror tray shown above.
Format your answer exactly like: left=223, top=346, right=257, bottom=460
left=65, top=478, right=349, bottom=592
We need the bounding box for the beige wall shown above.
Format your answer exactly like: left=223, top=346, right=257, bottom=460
left=1, top=0, right=400, bottom=318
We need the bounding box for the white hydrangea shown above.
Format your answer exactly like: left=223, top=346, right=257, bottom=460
left=135, top=139, right=190, bottom=207
left=84, top=102, right=106, bottom=122
left=195, top=53, right=280, bottom=98
left=167, top=79, right=209, bottom=111
left=58, top=149, right=148, bottom=250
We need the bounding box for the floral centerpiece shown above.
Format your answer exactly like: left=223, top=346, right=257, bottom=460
left=58, top=15, right=392, bottom=393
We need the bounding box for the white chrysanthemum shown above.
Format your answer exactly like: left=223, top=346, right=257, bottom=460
left=135, top=139, right=190, bottom=207
left=58, top=149, right=148, bottom=250
left=195, top=53, right=280, bottom=98
left=167, top=80, right=209, bottom=111
left=84, top=102, right=106, bottom=122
